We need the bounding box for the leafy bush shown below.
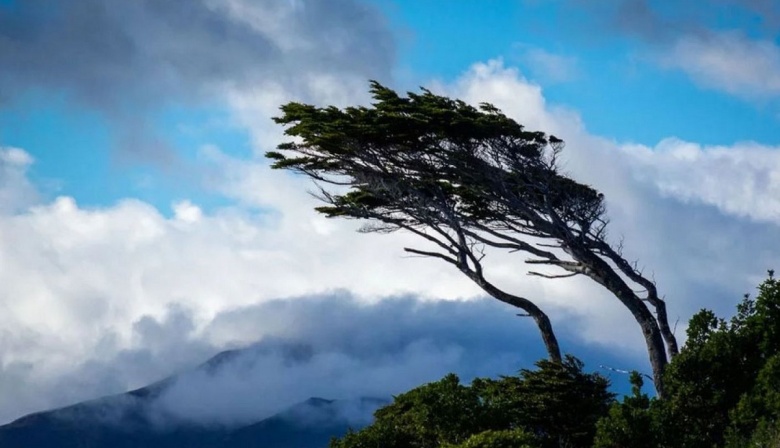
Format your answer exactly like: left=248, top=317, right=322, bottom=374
left=593, top=372, right=664, bottom=448
left=596, top=271, right=780, bottom=448
left=336, top=272, right=780, bottom=448
left=443, top=429, right=538, bottom=448
left=330, top=356, right=613, bottom=448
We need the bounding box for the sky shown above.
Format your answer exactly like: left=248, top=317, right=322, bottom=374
left=2, top=0, right=780, bottom=426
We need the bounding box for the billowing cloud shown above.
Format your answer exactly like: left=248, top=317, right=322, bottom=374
left=0, top=291, right=608, bottom=427
left=622, top=137, right=780, bottom=222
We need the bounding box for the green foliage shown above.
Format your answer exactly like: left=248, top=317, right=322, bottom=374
left=268, top=81, right=604, bottom=238
left=593, top=372, right=664, bottom=448
left=486, top=357, right=613, bottom=447
left=595, top=271, right=780, bottom=448
left=330, top=373, right=491, bottom=448
left=330, top=356, right=613, bottom=448
left=443, top=429, right=538, bottom=448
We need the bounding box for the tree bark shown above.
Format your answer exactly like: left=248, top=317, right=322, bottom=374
left=595, top=242, right=679, bottom=359
left=464, top=270, right=563, bottom=364
left=570, top=248, right=669, bottom=397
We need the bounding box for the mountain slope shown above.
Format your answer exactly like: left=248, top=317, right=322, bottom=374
left=0, top=347, right=386, bottom=448
left=0, top=393, right=376, bottom=448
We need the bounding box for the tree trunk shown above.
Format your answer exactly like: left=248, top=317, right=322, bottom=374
left=529, top=310, right=563, bottom=364
left=570, top=248, right=669, bottom=397
left=465, top=270, right=563, bottom=363
left=636, top=313, right=668, bottom=398
left=653, top=299, right=679, bottom=359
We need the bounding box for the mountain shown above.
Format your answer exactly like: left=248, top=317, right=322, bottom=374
left=0, top=347, right=387, bottom=448
left=221, top=397, right=384, bottom=448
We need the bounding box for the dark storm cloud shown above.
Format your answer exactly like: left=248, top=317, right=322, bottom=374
left=0, top=0, right=394, bottom=108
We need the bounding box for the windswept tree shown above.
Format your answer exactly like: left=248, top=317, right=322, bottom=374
left=266, top=82, right=678, bottom=396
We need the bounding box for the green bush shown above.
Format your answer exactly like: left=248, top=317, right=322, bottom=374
left=443, top=429, right=538, bottom=448
left=596, top=271, right=780, bottom=448
left=330, top=356, right=613, bottom=448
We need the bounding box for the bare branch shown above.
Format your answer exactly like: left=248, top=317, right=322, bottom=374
left=403, top=247, right=460, bottom=266
left=528, top=271, right=580, bottom=279
left=464, top=224, right=558, bottom=260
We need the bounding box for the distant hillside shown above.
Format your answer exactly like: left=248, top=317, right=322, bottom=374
left=0, top=347, right=387, bottom=448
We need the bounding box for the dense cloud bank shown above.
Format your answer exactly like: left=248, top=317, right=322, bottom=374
left=153, top=294, right=556, bottom=427
left=1, top=292, right=598, bottom=427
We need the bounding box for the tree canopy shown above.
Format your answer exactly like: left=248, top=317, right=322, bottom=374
left=330, top=356, right=613, bottom=448
left=268, top=81, right=678, bottom=396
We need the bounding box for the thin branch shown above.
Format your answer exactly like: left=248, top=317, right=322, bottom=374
left=403, top=247, right=460, bottom=266
left=464, top=224, right=558, bottom=259
left=528, top=271, right=579, bottom=279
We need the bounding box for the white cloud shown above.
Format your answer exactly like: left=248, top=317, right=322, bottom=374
left=663, top=31, right=780, bottom=98
left=173, top=200, right=204, bottom=223
left=0, top=147, right=33, bottom=166
left=622, top=138, right=780, bottom=223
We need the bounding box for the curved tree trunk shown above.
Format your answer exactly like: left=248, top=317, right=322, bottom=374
left=634, top=312, right=668, bottom=398
left=570, top=248, right=669, bottom=398
left=595, top=242, right=680, bottom=359
left=464, top=269, right=563, bottom=363
left=653, top=299, right=679, bottom=359
left=529, top=310, right=563, bottom=364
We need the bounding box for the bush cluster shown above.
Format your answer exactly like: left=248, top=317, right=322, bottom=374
left=331, top=272, right=780, bottom=448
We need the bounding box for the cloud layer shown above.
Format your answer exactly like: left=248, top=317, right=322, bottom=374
left=152, top=294, right=563, bottom=427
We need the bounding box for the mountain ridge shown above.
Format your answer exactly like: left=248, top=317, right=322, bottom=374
left=0, top=346, right=388, bottom=448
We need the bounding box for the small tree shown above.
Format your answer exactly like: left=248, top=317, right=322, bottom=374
left=267, top=82, right=678, bottom=395
left=593, top=372, right=663, bottom=448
